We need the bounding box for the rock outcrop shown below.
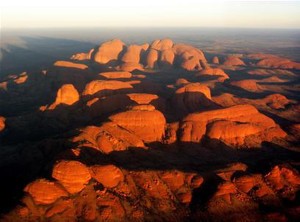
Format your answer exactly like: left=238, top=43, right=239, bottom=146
left=82, top=80, right=133, bottom=97
left=212, top=56, right=219, bottom=64
left=263, top=94, right=290, bottom=109
left=90, top=165, right=124, bottom=188
left=0, top=116, right=5, bottom=132
left=180, top=105, right=286, bottom=147
left=197, top=67, right=229, bottom=80
left=48, top=84, right=80, bottom=109
left=93, top=39, right=125, bottom=64
left=172, top=83, right=215, bottom=116
left=73, top=123, right=145, bottom=153
left=109, top=105, right=166, bottom=142
left=99, top=71, right=132, bottom=79
left=230, top=79, right=262, bottom=92
left=257, top=57, right=300, bottom=70
left=52, top=160, right=91, bottom=194
left=71, top=49, right=94, bottom=60
left=24, top=179, right=68, bottom=205
left=223, top=56, right=245, bottom=66
left=54, top=61, right=88, bottom=70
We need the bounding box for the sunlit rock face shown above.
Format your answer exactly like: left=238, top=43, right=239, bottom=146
left=54, top=61, right=88, bottom=70
left=90, top=165, right=124, bottom=188
left=197, top=67, right=229, bottom=80
left=212, top=56, right=219, bottom=64
left=24, top=179, right=68, bottom=205
left=48, top=84, right=80, bottom=110
left=71, top=48, right=94, bottom=60
left=93, top=39, right=125, bottom=64
left=99, top=71, right=132, bottom=79
left=0, top=116, right=5, bottom=132
left=1, top=37, right=300, bottom=222
left=257, top=57, right=300, bottom=69
left=109, top=105, right=166, bottom=142
left=230, top=79, right=262, bottom=92
left=82, top=80, right=133, bottom=97
left=223, top=56, right=245, bottom=66
left=52, top=160, right=91, bottom=194
left=180, top=104, right=286, bottom=147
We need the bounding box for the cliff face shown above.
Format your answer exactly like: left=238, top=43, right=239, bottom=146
left=1, top=38, right=299, bottom=222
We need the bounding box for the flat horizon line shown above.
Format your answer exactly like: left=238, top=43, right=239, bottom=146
left=2, top=26, right=300, bottom=31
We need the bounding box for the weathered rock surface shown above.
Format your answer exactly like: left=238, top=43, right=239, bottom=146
left=180, top=105, right=286, bottom=147
left=82, top=80, right=133, bottom=97
left=109, top=105, right=166, bottom=142
left=231, top=79, right=262, bottom=92
left=93, top=39, right=125, bottom=64
left=52, top=160, right=91, bottom=194
left=197, top=67, right=229, bottom=80
left=212, top=56, right=219, bottom=64
left=223, top=56, right=245, bottom=66
left=90, top=165, right=124, bottom=188
left=48, top=84, right=79, bottom=109
left=0, top=116, right=5, bottom=132
left=24, top=179, right=68, bottom=205
left=54, top=61, right=88, bottom=70
left=73, top=123, right=145, bottom=153
left=99, top=71, right=132, bottom=79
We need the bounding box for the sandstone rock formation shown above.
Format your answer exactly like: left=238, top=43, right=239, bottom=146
left=93, top=39, right=125, bottom=64
left=48, top=84, right=79, bottom=109
left=180, top=104, right=286, bottom=147
left=212, top=56, right=219, bottom=64
left=121, top=44, right=149, bottom=64
left=109, top=105, right=166, bottom=142
left=90, top=165, right=124, bottom=188
left=146, top=49, right=159, bottom=69
left=82, top=80, right=133, bottom=97
left=119, top=62, right=144, bottom=72
left=71, top=49, right=94, bottom=60
left=223, top=56, right=245, bottom=66
left=73, top=123, right=145, bottom=153
left=257, top=57, right=300, bottom=70
left=230, top=79, right=262, bottom=92
left=54, top=61, right=88, bottom=70
left=175, top=44, right=206, bottom=70
left=265, top=165, right=300, bottom=200
left=160, top=49, right=175, bottom=68
left=150, top=39, right=174, bottom=51
left=263, top=94, right=290, bottom=109
left=99, top=71, right=132, bottom=79
left=127, top=93, right=158, bottom=104
left=24, top=179, right=68, bottom=205
left=197, top=67, right=229, bottom=80
left=52, top=160, right=91, bottom=194
left=172, top=83, right=215, bottom=116
left=0, top=116, right=5, bottom=132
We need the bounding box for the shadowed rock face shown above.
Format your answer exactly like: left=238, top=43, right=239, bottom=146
left=1, top=37, right=300, bottom=221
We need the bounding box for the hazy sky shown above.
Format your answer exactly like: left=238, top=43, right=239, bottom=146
left=1, top=0, right=300, bottom=29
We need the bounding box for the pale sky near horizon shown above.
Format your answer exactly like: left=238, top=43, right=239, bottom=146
left=1, top=0, right=300, bottom=29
